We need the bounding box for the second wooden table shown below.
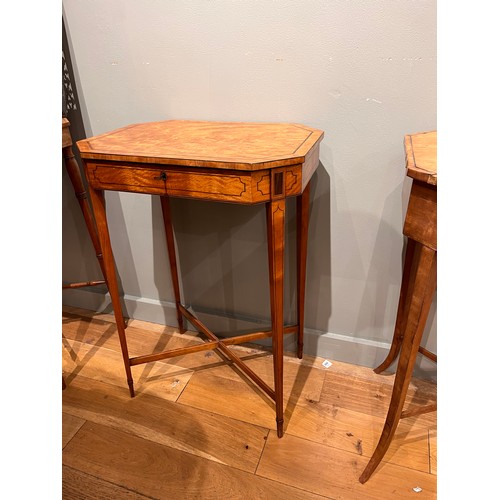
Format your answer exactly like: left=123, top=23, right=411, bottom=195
left=77, top=120, right=324, bottom=436
left=359, top=130, right=437, bottom=482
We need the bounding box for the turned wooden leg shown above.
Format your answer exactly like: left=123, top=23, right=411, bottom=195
left=160, top=196, right=185, bottom=334
left=375, top=238, right=417, bottom=373
left=63, top=144, right=108, bottom=284
left=296, top=182, right=311, bottom=359
left=87, top=185, right=135, bottom=397
left=267, top=199, right=286, bottom=438
left=359, top=243, right=436, bottom=483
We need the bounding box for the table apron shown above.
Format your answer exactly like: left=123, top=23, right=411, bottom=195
left=85, top=162, right=304, bottom=203
left=403, top=181, right=437, bottom=250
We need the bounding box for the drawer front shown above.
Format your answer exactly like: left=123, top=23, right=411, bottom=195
left=86, top=163, right=253, bottom=202
left=87, top=164, right=168, bottom=195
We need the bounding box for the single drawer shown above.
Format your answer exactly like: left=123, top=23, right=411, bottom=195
left=85, top=163, right=254, bottom=202
left=87, top=163, right=169, bottom=195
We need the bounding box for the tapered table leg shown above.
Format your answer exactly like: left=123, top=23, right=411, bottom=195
left=160, top=196, right=185, bottom=334
left=267, top=199, right=286, bottom=437
left=63, top=144, right=108, bottom=285
left=296, top=182, right=310, bottom=359
left=87, top=185, right=135, bottom=397
left=359, top=242, right=436, bottom=483
left=374, top=238, right=417, bottom=373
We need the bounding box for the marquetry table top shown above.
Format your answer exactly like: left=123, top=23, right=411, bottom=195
left=77, top=120, right=324, bottom=171
left=404, top=131, right=437, bottom=186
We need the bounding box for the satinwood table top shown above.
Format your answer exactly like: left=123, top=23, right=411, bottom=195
left=77, top=120, right=324, bottom=171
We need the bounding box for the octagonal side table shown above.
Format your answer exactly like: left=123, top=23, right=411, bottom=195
left=77, top=120, right=324, bottom=437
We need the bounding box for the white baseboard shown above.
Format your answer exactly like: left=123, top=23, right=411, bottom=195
left=62, top=288, right=436, bottom=382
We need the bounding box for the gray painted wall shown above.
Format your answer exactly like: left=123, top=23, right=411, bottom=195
left=62, top=0, right=436, bottom=380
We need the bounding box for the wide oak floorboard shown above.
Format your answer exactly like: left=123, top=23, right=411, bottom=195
left=257, top=433, right=436, bottom=499
left=63, top=422, right=326, bottom=500
left=62, top=466, right=152, bottom=500
left=63, top=376, right=268, bottom=473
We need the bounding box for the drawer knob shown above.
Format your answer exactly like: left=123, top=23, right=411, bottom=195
left=154, top=171, right=167, bottom=181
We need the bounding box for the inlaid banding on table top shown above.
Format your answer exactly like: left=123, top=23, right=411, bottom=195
left=77, top=120, right=324, bottom=171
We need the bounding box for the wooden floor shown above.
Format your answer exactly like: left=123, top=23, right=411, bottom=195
left=62, top=305, right=437, bottom=499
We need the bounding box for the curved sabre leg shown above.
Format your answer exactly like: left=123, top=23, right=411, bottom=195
left=375, top=238, right=417, bottom=373
left=360, top=244, right=436, bottom=483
